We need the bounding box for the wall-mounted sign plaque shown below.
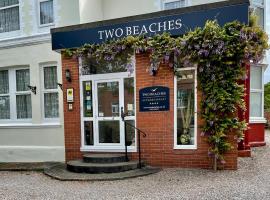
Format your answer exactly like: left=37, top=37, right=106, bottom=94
left=139, top=86, right=169, bottom=112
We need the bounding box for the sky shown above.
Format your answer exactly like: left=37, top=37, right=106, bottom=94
left=264, top=0, right=270, bottom=83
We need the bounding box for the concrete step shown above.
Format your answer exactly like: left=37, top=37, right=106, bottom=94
left=67, top=160, right=141, bottom=173
left=83, top=153, right=127, bottom=163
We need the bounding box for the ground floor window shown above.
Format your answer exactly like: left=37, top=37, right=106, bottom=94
left=174, top=68, right=197, bottom=149
left=250, top=65, right=264, bottom=121
left=0, top=67, right=31, bottom=121
left=42, top=65, right=59, bottom=119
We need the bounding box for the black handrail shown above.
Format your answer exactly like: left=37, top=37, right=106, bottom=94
left=121, top=107, right=146, bottom=168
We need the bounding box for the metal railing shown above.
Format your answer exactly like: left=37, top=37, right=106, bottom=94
left=121, top=107, right=146, bottom=168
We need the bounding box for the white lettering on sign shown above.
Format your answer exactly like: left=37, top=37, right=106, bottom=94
left=98, top=19, right=182, bottom=40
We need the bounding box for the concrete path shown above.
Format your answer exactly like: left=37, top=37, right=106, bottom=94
left=0, top=131, right=269, bottom=200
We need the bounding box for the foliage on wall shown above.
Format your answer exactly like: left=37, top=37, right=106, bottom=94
left=64, top=18, right=269, bottom=170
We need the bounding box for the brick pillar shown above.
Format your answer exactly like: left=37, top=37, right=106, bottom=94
left=61, top=55, right=82, bottom=161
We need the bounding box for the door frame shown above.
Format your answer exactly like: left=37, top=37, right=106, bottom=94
left=79, top=58, right=137, bottom=152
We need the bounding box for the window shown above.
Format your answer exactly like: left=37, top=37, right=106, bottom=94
left=42, top=66, right=59, bottom=119
left=0, top=67, right=31, bottom=121
left=174, top=68, right=197, bottom=149
left=39, top=0, right=54, bottom=26
left=250, top=66, right=264, bottom=119
left=163, top=0, right=188, bottom=10
left=0, top=0, right=20, bottom=33
left=250, top=0, right=265, bottom=29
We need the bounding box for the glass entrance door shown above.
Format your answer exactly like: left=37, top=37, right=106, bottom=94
left=81, top=74, right=136, bottom=151
left=95, top=80, right=122, bottom=145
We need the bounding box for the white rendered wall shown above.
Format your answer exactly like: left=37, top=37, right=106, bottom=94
left=0, top=43, right=65, bottom=162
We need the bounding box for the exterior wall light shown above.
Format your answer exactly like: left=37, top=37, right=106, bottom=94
left=65, top=69, right=72, bottom=82
left=27, top=85, right=37, bottom=95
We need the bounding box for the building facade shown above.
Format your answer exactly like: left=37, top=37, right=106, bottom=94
left=51, top=0, right=268, bottom=170
left=0, top=0, right=266, bottom=165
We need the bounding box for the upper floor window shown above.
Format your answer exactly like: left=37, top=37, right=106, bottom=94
left=250, top=0, right=265, bottom=29
left=0, top=0, right=20, bottom=33
left=39, top=0, right=54, bottom=26
left=163, top=0, right=188, bottom=10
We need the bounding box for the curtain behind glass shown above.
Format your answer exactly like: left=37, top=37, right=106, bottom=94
left=16, top=69, right=30, bottom=91
left=40, top=0, right=54, bottom=25
left=164, top=0, right=186, bottom=10
left=0, top=0, right=18, bottom=8
left=16, top=95, right=31, bottom=119
left=0, top=70, right=9, bottom=94
left=44, top=66, right=57, bottom=89
left=0, top=96, right=10, bottom=119
left=0, top=6, right=20, bottom=33
left=44, top=93, right=59, bottom=118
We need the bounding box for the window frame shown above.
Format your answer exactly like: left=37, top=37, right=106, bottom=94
left=162, top=0, right=190, bottom=10
left=174, top=67, right=197, bottom=149
left=0, top=66, right=32, bottom=123
left=250, top=0, right=265, bottom=29
left=249, top=64, right=266, bottom=123
left=38, top=0, right=55, bottom=28
left=0, top=0, right=21, bottom=37
left=40, top=63, right=59, bottom=122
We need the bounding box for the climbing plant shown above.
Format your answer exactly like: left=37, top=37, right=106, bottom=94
left=64, top=18, right=269, bottom=170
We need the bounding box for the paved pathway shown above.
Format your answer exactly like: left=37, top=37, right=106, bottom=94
left=0, top=131, right=269, bottom=200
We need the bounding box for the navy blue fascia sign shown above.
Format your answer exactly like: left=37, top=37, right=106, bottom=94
left=52, top=2, right=249, bottom=50
left=139, top=86, right=170, bottom=112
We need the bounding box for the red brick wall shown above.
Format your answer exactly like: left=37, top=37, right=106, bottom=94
left=61, top=55, right=83, bottom=161
left=134, top=54, right=237, bottom=169
left=249, top=123, right=266, bottom=147
left=61, top=53, right=238, bottom=169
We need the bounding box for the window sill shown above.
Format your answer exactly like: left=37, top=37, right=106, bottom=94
left=0, top=122, right=61, bottom=129
left=174, top=145, right=197, bottom=150
left=249, top=118, right=267, bottom=124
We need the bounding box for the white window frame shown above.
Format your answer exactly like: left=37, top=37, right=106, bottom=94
left=0, top=66, right=31, bottom=123
left=0, top=0, right=21, bottom=38
left=40, top=62, right=60, bottom=122
left=79, top=57, right=137, bottom=152
left=38, top=0, right=55, bottom=28
left=161, top=0, right=190, bottom=10
left=174, top=67, right=197, bottom=149
left=249, top=64, right=266, bottom=123
left=250, top=0, right=266, bottom=29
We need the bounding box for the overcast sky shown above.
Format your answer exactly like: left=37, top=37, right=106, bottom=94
left=264, top=0, right=270, bottom=83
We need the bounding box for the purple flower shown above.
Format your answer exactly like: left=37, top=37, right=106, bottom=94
left=209, top=121, right=214, bottom=127
left=194, top=44, right=200, bottom=50
left=208, top=151, right=214, bottom=157
left=201, top=132, right=205, bottom=136
left=164, top=55, right=170, bottom=62
left=174, top=48, right=181, bottom=56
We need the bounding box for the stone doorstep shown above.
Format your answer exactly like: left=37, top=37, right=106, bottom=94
left=44, top=163, right=161, bottom=181
left=0, top=162, right=61, bottom=171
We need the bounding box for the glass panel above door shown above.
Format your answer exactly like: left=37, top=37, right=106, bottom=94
left=97, top=81, right=119, bottom=117
left=81, top=57, right=130, bottom=75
